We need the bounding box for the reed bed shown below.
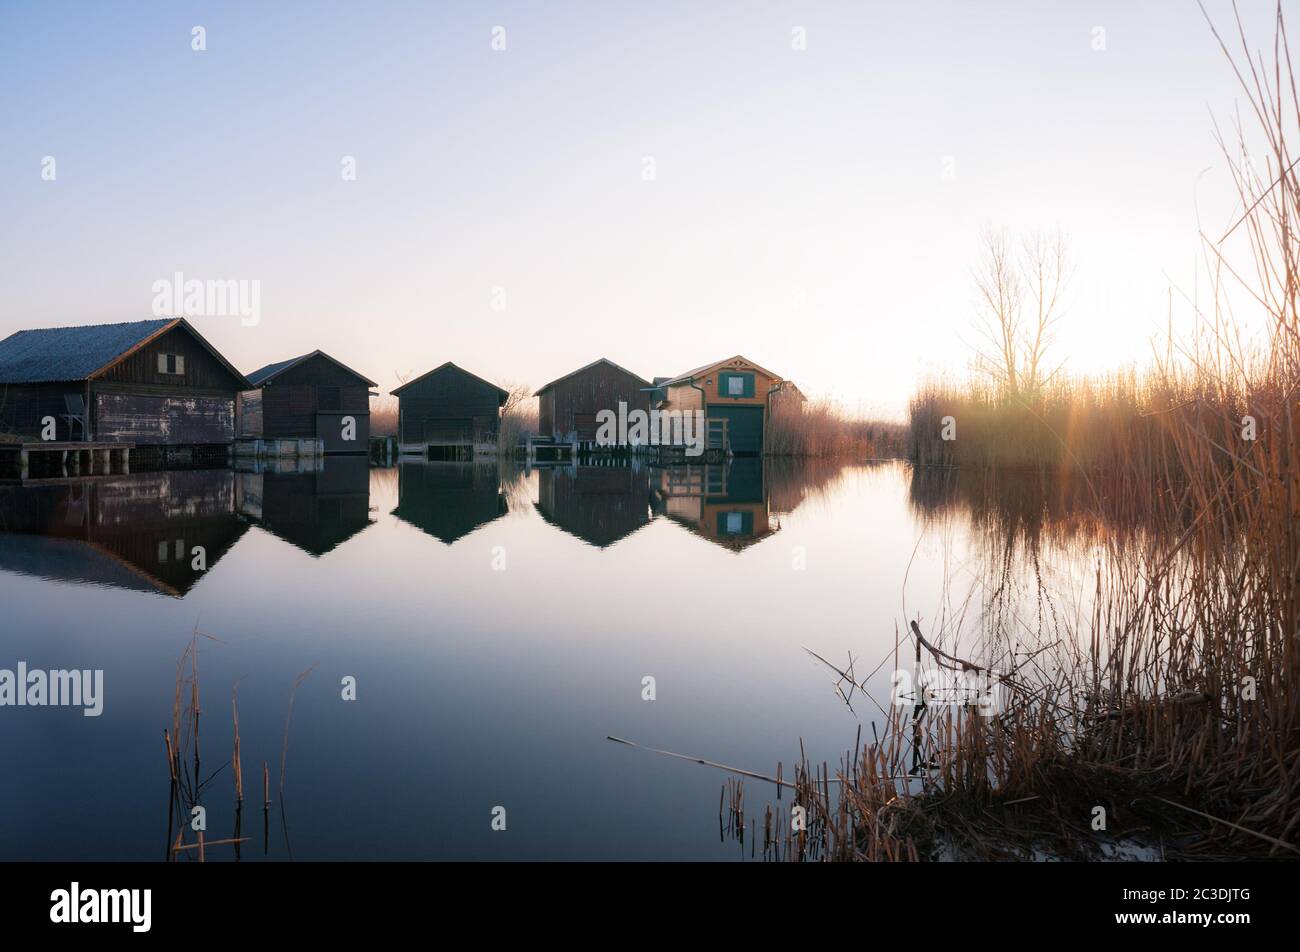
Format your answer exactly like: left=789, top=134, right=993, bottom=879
left=768, top=398, right=907, bottom=458
left=734, top=3, right=1300, bottom=861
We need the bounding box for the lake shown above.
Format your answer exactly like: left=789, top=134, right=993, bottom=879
left=0, top=455, right=1059, bottom=860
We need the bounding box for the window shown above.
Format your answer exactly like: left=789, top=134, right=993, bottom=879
left=157, top=353, right=185, bottom=375
left=720, top=371, right=754, bottom=398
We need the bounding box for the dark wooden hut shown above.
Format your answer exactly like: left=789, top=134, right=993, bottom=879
left=0, top=318, right=248, bottom=446
left=392, top=363, right=507, bottom=460
left=534, top=357, right=652, bottom=449
left=242, top=350, right=376, bottom=454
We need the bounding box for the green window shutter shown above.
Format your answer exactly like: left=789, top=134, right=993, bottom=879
left=721, top=372, right=755, bottom=398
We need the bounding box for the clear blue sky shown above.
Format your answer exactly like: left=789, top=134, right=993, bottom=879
left=0, top=1, right=1279, bottom=417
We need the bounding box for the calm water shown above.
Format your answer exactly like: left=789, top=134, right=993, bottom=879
left=0, top=456, right=1047, bottom=860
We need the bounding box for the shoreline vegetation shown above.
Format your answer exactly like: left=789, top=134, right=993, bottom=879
left=727, top=4, right=1300, bottom=861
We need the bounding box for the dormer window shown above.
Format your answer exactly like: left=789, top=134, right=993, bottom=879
left=157, top=353, right=185, bottom=375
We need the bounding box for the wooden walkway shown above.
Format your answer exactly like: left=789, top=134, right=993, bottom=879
left=0, top=441, right=134, bottom=480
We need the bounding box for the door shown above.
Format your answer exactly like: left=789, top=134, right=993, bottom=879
left=95, top=393, right=234, bottom=445
left=317, top=411, right=369, bottom=453
left=706, top=404, right=764, bottom=455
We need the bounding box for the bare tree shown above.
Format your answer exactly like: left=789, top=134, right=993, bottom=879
left=971, top=228, right=1072, bottom=399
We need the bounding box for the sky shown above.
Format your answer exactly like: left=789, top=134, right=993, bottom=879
left=0, top=1, right=1285, bottom=419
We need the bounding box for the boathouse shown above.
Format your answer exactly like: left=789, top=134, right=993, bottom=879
left=534, top=358, right=652, bottom=451
left=392, top=363, right=507, bottom=460
left=655, top=356, right=783, bottom=456
left=0, top=318, right=249, bottom=470
left=242, top=351, right=376, bottom=454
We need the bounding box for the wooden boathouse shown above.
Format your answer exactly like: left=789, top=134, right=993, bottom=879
left=0, top=318, right=249, bottom=477
left=534, top=358, right=651, bottom=455
left=241, top=350, right=376, bottom=456
left=392, top=363, right=507, bottom=460
left=655, top=356, right=783, bottom=456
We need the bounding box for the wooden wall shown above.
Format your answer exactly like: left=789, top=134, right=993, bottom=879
left=257, top=355, right=371, bottom=443
left=538, top=363, right=650, bottom=442
left=662, top=358, right=780, bottom=412
left=93, top=392, right=234, bottom=445
left=96, top=324, right=244, bottom=393
left=397, top=366, right=502, bottom=445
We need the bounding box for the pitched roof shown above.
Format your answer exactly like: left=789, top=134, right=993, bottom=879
left=660, top=355, right=782, bottom=388
left=533, top=357, right=651, bottom=396
left=0, top=318, right=250, bottom=387
left=0, top=319, right=173, bottom=383
left=391, top=362, right=508, bottom=402
left=246, top=350, right=377, bottom=388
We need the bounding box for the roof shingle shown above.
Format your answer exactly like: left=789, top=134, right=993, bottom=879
left=0, top=319, right=176, bottom=383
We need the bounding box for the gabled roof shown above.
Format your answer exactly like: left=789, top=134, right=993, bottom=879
left=0, top=318, right=251, bottom=387
left=534, top=357, right=651, bottom=396
left=391, top=362, right=509, bottom=403
left=660, top=355, right=782, bottom=388
left=246, top=350, right=378, bottom=388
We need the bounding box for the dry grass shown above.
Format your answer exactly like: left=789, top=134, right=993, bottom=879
left=738, top=3, right=1300, bottom=861
left=768, top=398, right=907, bottom=458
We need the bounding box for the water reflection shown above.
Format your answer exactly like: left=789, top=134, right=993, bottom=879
left=391, top=461, right=508, bottom=544
left=535, top=462, right=652, bottom=548
left=650, top=457, right=777, bottom=551
left=0, top=469, right=250, bottom=596
left=237, top=455, right=374, bottom=556
left=0, top=457, right=854, bottom=586
left=10, top=457, right=1084, bottom=860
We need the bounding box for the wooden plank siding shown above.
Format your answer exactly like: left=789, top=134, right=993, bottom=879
left=96, top=324, right=245, bottom=392
left=659, top=357, right=782, bottom=455
left=538, top=361, right=651, bottom=443
left=396, top=365, right=504, bottom=446
left=93, top=392, right=234, bottom=445
left=249, top=354, right=373, bottom=452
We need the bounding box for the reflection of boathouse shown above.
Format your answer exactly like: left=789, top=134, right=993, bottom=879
left=390, top=462, right=507, bottom=544
left=534, top=463, right=652, bottom=548
left=652, top=458, right=776, bottom=551
left=237, top=455, right=373, bottom=556
left=0, top=470, right=250, bottom=596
